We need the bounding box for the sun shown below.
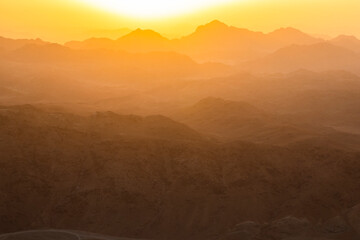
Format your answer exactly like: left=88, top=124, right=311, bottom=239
left=80, top=0, right=233, bottom=18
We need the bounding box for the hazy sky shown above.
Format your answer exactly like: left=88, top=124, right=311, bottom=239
left=1, top=0, right=360, bottom=42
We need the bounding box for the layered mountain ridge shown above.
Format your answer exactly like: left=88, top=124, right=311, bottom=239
left=1, top=20, right=360, bottom=240
left=1, top=105, right=360, bottom=240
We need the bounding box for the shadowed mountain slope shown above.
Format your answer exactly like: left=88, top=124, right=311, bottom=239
left=0, top=105, right=205, bottom=141
left=0, top=105, right=360, bottom=240
left=2, top=18, right=360, bottom=240
left=172, top=97, right=360, bottom=150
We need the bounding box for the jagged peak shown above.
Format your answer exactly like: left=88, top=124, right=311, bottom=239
left=0, top=36, right=46, bottom=43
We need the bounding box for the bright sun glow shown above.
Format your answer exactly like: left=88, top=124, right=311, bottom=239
left=80, top=0, right=233, bottom=18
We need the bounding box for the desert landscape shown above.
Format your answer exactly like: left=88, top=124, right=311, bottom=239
left=1, top=0, right=360, bottom=239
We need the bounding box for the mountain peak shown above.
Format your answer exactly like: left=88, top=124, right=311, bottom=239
left=122, top=28, right=167, bottom=40
left=208, top=20, right=228, bottom=27
left=196, top=20, right=229, bottom=32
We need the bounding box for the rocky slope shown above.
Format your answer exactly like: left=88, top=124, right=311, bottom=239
left=172, top=97, right=360, bottom=151
left=1, top=105, right=360, bottom=239
left=221, top=203, right=360, bottom=240
left=0, top=230, right=140, bottom=240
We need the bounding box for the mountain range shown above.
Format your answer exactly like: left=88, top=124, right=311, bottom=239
left=64, top=20, right=324, bottom=63
left=2, top=20, right=360, bottom=75
left=243, top=42, right=360, bottom=74
left=1, top=20, right=360, bottom=240
left=1, top=105, right=360, bottom=239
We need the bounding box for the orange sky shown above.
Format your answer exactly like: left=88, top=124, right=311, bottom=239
left=1, top=0, right=360, bottom=42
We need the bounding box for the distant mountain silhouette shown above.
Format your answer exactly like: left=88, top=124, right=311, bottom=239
left=330, top=35, right=360, bottom=52
left=266, top=27, right=322, bottom=47
left=86, top=27, right=133, bottom=39
left=141, top=70, right=360, bottom=142
left=66, top=28, right=171, bottom=52
left=180, top=20, right=262, bottom=42
left=196, top=19, right=229, bottom=31
left=243, top=42, right=360, bottom=74
left=120, top=28, right=168, bottom=42
left=65, top=37, right=116, bottom=50
left=64, top=20, right=323, bottom=64
left=115, top=29, right=171, bottom=52
left=0, top=36, right=48, bottom=51
left=179, top=22, right=320, bottom=51
left=6, top=43, right=233, bottom=79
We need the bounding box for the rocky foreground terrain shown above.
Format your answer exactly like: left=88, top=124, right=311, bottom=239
left=221, top=203, right=360, bottom=240
left=0, top=230, right=142, bottom=240
left=0, top=105, right=360, bottom=240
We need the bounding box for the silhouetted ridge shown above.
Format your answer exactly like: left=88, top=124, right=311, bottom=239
left=270, top=27, right=309, bottom=36
left=0, top=36, right=49, bottom=51
left=243, top=42, right=360, bottom=74
left=267, top=27, right=323, bottom=46
left=333, top=34, right=359, bottom=42
left=330, top=34, right=360, bottom=52
left=64, top=37, right=115, bottom=50
left=62, top=21, right=325, bottom=63
left=273, top=42, right=356, bottom=57
left=0, top=105, right=205, bottom=141
left=195, top=20, right=229, bottom=32
left=120, top=28, right=168, bottom=41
